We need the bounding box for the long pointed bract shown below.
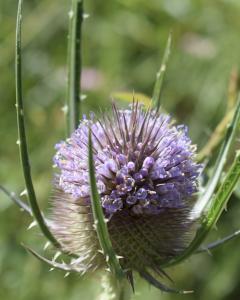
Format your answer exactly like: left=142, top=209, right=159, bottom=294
left=152, top=33, right=172, bottom=110
left=23, top=244, right=76, bottom=272
left=88, top=129, right=125, bottom=280
left=192, top=94, right=240, bottom=218
left=195, top=229, right=240, bottom=254
left=15, top=0, right=60, bottom=248
left=139, top=270, right=192, bottom=294
left=0, top=185, right=32, bottom=215
left=163, top=151, right=240, bottom=267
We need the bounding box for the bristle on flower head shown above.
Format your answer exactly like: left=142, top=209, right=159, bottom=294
left=51, top=101, right=202, bottom=274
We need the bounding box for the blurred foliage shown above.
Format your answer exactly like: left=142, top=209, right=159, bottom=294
left=1, top=0, right=240, bottom=299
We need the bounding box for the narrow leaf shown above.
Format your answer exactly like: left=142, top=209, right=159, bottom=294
left=192, top=94, right=240, bottom=218
left=23, top=244, right=76, bottom=272
left=152, top=33, right=172, bottom=110
left=163, top=151, right=240, bottom=268
left=15, top=0, right=60, bottom=248
left=195, top=229, right=240, bottom=254
left=0, top=185, right=32, bottom=216
left=66, top=0, right=83, bottom=136
left=88, top=129, right=124, bottom=279
left=139, top=270, right=192, bottom=294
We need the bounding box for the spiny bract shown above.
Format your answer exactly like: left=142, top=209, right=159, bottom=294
left=51, top=102, right=202, bottom=276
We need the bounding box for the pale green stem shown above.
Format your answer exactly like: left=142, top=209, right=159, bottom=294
left=98, top=272, right=132, bottom=300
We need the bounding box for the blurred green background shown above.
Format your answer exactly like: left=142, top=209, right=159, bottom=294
left=1, top=0, right=240, bottom=299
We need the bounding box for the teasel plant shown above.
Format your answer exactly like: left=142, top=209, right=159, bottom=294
left=1, top=0, right=240, bottom=299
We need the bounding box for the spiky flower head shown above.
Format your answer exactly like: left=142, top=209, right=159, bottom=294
left=52, top=102, right=201, bottom=275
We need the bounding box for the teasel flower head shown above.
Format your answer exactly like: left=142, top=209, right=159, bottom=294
left=51, top=102, right=202, bottom=277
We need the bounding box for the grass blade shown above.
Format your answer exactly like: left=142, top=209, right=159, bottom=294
left=152, top=33, right=172, bottom=110
left=66, top=0, right=83, bottom=136
left=15, top=0, right=60, bottom=248
left=88, top=129, right=124, bottom=279
left=163, top=151, right=240, bottom=267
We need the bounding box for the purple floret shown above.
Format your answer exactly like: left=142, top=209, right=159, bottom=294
left=54, top=103, right=202, bottom=216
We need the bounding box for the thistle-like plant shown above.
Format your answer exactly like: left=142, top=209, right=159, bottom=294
left=2, top=0, right=240, bottom=299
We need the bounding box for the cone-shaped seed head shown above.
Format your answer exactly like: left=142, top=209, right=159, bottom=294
left=51, top=102, right=202, bottom=274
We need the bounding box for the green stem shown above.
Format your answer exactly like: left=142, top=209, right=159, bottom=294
left=66, top=0, right=83, bottom=136
left=99, top=272, right=131, bottom=300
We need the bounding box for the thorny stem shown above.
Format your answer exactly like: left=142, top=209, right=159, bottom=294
left=99, top=272, right=131, bottom=300
left=66, top=0, right=83, bottom=136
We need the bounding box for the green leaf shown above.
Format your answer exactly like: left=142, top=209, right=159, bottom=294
left=192, top=93, right=240, bottom=219
left=161, top=94, right=240, bottom=267
left=15, top=0, right=60, bottom=248
left=66, top=0, right=83, bottom=136
left=163, top=151, right=240, bottom=268
left=88, top=129, right=125, bottom=280
left=152, top=33, right=172, bottom=110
